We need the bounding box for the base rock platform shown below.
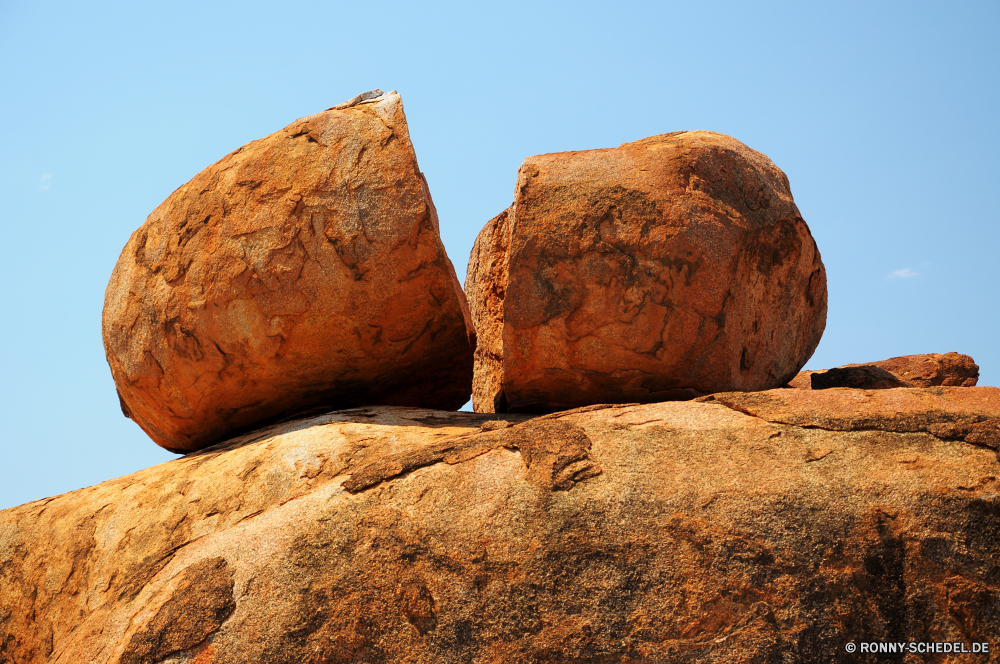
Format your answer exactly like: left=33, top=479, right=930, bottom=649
left=2, top=388, right=999, bottom=663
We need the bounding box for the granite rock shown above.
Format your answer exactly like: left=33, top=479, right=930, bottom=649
left=102, top=91, right=474, bottom=452
left=466, top=131, right=827, bottom=413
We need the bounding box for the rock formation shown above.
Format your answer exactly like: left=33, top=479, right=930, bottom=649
left=466, top=131, right=827, bottom=413
left=102, top=90, right=475, bottom=453
left=3, top=388, right=998, bottom=663
left=790, top=352, right=980, bottom=390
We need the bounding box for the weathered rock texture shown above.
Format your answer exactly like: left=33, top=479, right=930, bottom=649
left=102, top=90, right=474, bottom=452
left=3, top=388, right=999, bottom=663
left=465, top=208, right=512, bottom=413
left=790, top=353, right=980, bottom=390
left=466, top=131, right=827, bottom=413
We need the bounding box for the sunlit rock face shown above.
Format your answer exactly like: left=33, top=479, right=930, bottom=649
left=102, top=91, right=474, bottom=452
left=789, top=352, right=980, bottom=389
left=466, top=130, right=827, bottom=414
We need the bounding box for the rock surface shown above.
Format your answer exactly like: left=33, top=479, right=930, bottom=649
left=465, top=208, right=512, bottom=413
left=790, top=353, right=980, bottom=390
left=3, top=389, right=999, bottom=663
left=861, top=352, right=980, bottom=387
left=102, top=90, right=474, bottom=452
left=466, top=131, right=827, bottom=413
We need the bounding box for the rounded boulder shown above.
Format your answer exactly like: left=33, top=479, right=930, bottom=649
left=466, top=131, right=827, bottom=413
left=103, top=91, right=474, bottom=452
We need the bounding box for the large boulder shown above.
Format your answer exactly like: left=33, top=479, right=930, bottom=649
left=789, top=352, right=980, bottom=390
left=790, top=365, right=911, bottom=390
left=2, top=389, right=998, bottom=663
left=102, top=90, right=475, bottom=452
left=466, top=131, right=827, bottom=413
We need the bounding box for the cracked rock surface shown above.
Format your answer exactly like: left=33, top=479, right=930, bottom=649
left=2, top=388, right=998, bottom=663
left=102, top=91, right=474, bottom=452
left=466, top=131, right=827, bottom=413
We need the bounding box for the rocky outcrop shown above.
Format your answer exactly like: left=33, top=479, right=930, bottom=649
left=466, top=131, right=827, bottom=413
left=3, top=388, right=998, bottom=663
left=790, top=353, right=980, bottom=390
left=102, top=90, right=475, bottom=453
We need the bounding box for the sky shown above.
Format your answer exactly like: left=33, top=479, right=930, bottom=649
left=1, top=0, right=997, bottom=510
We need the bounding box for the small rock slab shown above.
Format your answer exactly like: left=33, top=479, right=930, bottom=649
left=3, top=392, right=1000, bottom=662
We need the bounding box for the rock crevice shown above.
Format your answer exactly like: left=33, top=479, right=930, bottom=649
left=103, top=91, right=474, bottom=453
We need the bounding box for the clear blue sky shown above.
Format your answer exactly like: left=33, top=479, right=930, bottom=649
left=1, top=0, right=997, bottom=510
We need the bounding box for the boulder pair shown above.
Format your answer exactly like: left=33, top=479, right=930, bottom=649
left=103, top=90, right=828, bottom=453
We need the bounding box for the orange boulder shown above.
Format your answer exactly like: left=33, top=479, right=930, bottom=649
left=103, top=90, right=474, bottom=452
left=466, top=131, right=827, bottom=413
